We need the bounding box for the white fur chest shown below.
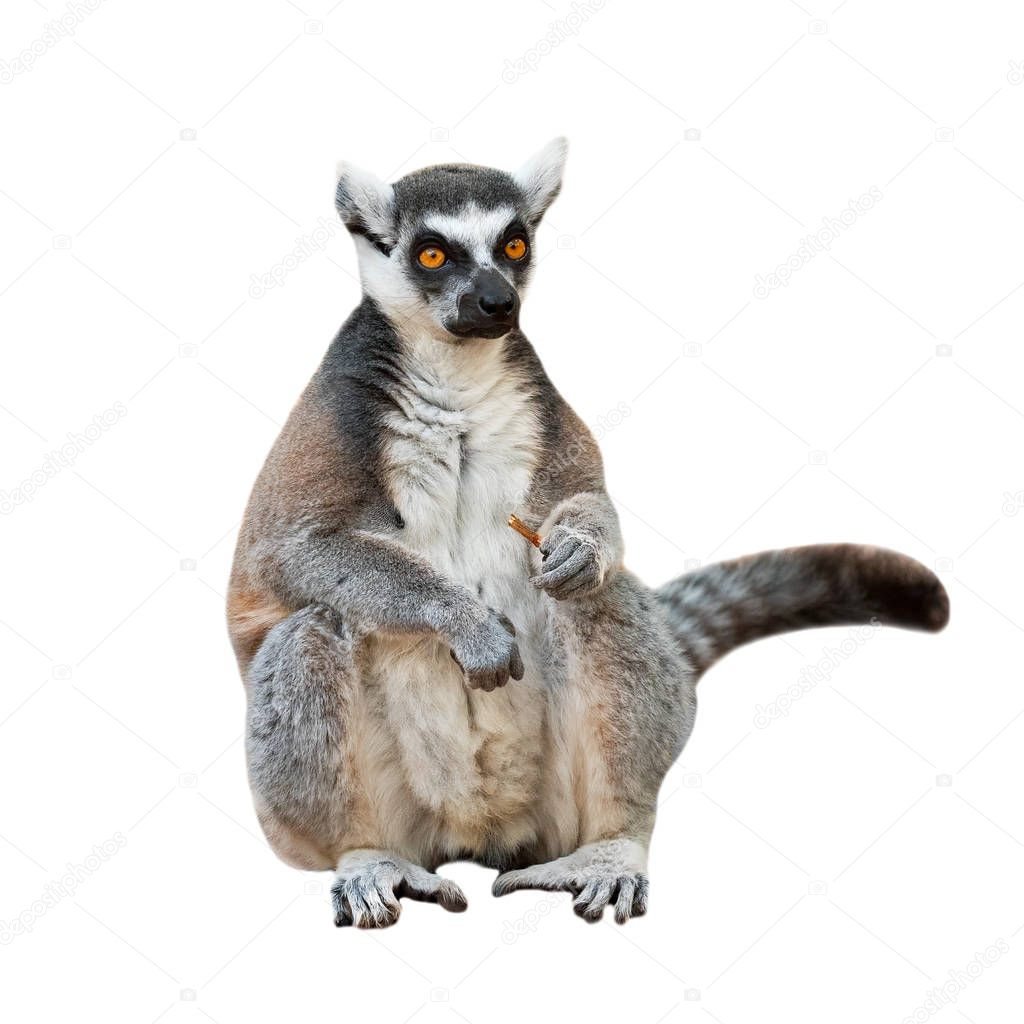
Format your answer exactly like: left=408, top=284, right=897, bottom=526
left=381, top=340, right=542, bottom=608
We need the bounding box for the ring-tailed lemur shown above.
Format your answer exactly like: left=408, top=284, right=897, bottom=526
left=227, top=139, right=949, bottom=928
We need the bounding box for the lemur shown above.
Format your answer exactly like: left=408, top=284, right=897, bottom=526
left=227, top=139, right=949, bottom=928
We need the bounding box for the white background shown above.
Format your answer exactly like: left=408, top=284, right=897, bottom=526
left=2, top=0, right=1023, bottom=1021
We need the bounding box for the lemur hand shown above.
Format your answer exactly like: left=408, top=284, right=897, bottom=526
left=449, top=608, right=524, bottom=692
left=531, top=524, right=608, bottom=600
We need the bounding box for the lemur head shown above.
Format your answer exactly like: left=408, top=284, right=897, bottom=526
left=335, top=139, right=567, bottom=342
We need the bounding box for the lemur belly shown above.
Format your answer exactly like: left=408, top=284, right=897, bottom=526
left=368, top=366, right=554, bottom=856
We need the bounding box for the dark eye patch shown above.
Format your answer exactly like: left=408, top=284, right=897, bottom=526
left=494, top=221, right=532, bottom=279
left=409, top=232, right=470, bottom=266
left=406, top=232, right=472, bottom=292
left=499, top=220, right=529, bottom=245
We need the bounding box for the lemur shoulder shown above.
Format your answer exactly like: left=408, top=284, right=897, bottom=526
left=228, top=139, right=949, bottom=927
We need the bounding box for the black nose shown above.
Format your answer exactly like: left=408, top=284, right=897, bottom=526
left=453, top=269, right=520, bottom=338
left=478, top=291, right=516, bottom=318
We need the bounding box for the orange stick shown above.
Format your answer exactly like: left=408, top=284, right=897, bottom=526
left=507, top=513, right=542, bottom=548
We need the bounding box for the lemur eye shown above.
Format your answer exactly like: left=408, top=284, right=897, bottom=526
left=504, top=237, right=527, bottom=261
left=417, top=246, right=447, bottom=269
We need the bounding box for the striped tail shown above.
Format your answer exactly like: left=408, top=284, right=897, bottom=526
left=656, top=544, right=949, bottom=678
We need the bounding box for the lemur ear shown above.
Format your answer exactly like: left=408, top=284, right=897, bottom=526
left=513, top=137, right=568, bottom=224
left=335, top=161, right=396, bottom=250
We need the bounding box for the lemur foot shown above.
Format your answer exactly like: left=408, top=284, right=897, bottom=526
left=331, top=850, right=467, bottom=928
left=492, top=839, right=649, bottom=924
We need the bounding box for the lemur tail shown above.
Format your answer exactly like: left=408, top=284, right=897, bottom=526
left=655, top=544, right=949, bottom=678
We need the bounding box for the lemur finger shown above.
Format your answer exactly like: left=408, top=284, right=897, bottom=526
left=398, top=869, right=457, bottom=908
left=496, top=612, right=517, bottom=637
left=590, top=880, right=614, bottom=920
left=344, top=879, right=372, bottom=927
left=473, top=672, right=497, bottom=692
left=541, top=536, right=578, bottom=572
left=331, top=885, right=353, bottom=927
left=491, top=870, right=527, bottom=897
left=364, top=883, right=401, bottom=926
left=353, top=876, right=391, bottom=927
left=575, top=879, right=613, bottom=922
left=370, top=869, right=403, bottom=922
left=428, top=879, right=469, bottom=913
left=632, top=875, right=650, bottom=917
left=469, top=665, right=501, bottom=690
left=548, top=560, right=601, bottom=598
left=509, top=641, right=524, bottom=680
left=573, top=879, right=600, bottom=914
left=549, top=566, right=600, bottom=600
left=539, top=527, right=566, bottom=559
left=532, top=547, right=592, bottom=591
left=614, top=877, right=636, bottom=924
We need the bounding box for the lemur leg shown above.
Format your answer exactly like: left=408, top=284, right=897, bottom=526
left=246, top=605, right=467, bottom=928
left=494, top=572, right=696, bottom=923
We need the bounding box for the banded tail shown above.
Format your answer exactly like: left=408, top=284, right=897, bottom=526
left=656, top=544, right=949, bottom=678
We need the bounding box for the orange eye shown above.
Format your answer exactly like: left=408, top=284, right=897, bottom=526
left=504, top=237, right=527, bottom=261
left=418, top=246, right=446, bottom=269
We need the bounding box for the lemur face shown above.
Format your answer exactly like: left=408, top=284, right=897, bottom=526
left=335, top=139, right=567, bottom=342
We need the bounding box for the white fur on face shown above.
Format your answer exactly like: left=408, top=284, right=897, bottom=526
left=354, top=236, right=442, bottom=339
left=422, top=203, right=518, bottom=266
left=356, top=202, right=524, bottom=342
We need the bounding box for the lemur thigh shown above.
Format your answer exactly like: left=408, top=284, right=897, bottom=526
left=246, top=604, right=372, bottom=870
left=495, top=573, right=695, bottom=922
left=246, top=604, right=470, bottom=927
left=561, top=572, right=695, bottom=841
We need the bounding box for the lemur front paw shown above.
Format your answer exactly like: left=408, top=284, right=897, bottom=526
left=449, top=608, right=524, bottom=691
left=532, top=524, right=607, bottom=600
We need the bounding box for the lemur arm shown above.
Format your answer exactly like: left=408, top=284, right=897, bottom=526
left=277, top=527, right=524, bottom=688
left=524, top=386, right=624, bottom=600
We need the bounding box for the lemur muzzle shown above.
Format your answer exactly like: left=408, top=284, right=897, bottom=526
left=455, top=268, right=519, bottom=336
